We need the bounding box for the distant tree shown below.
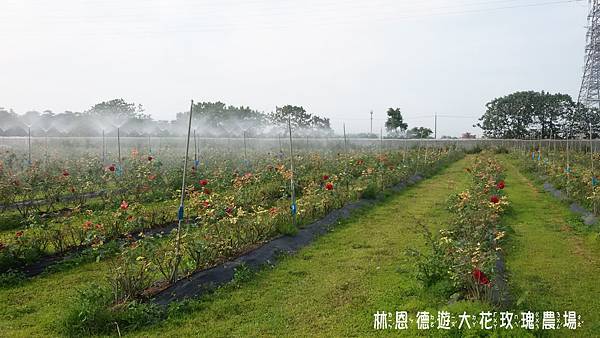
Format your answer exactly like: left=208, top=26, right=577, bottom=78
left=86, top=99, right=148, bottom=120
left=385, top=108, right=408, bottom=137
left=270, top=105, right=312, bottom=129
left=175, top=101, right=267, bottom=137
left=407, top=127, right=433, bottom=139
left=476, top=91, right=583, bottom=139
left=269, top=105, right=332, bottom=134
left=461, top=132, right=477, bottom=139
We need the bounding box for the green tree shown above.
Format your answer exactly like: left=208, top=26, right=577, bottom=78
left=476, top=91, right=578, bottom=139
left=269, top=105, right=331, bottom=133
left=86, top=99, right=148, bottom=120
left=407, top=127, right=433, bottom=139
left=385, top=108, right=408, bottom=137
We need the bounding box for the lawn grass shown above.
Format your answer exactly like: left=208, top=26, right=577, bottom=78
left=501, top=155, right=600, bottom=337
left=0, top=260, right=111, bottom=336
left=127, top=156, right=489, bottom=337
left=0, top=156, right=471, bottom=337
left=9, top=153, right=598, bottom=337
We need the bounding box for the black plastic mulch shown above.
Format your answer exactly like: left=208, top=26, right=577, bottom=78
left=152, top=174, right=424, bottom=307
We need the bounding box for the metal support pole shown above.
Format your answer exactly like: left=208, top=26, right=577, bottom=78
left=171, top=100, right=194, bottom=283
left=288, top=116, right=297, bottom=228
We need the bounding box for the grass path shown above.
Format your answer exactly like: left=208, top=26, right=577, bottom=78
left=502, top=156, right=600, bottom=336
left=130, top=156, right=478, bottom=337
left=0, top=157, right=472, bottom=337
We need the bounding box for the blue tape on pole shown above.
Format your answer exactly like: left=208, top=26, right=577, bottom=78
left=195, top=159, right=199, bottom=167
left=565, top=166, right=571, bottom=174
left=531, top=152, right=535, bottom=160
left=178, top=205, right=184, bottom=220
left=593, top=176, right=599, bottom=187
left=290, top=203, right=297, bottom=215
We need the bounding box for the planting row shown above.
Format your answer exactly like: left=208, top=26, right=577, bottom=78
left=409, top=151, right=509, bottom=303
left=0, top=147, right=458, bottom=276
left=516, top=145, right=599, bottom=214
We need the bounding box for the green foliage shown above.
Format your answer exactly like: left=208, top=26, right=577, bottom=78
left=232, top=263, right=254, bottom=285
left=277, top=219, right=298, bottom=236
left=269, top=105, right=332, bottom=132
left=107, top=250, right=154, bottom=303
left=360, top=182, right=380, bottom=200
left=61, top=283, right=114, bottom=336
left=407, top=126, right=433, bottom=139
left=384, top=107, right=408, bottom=136
left=86, top=98, right=147, bottom=120
left=406, top=223, right=450, bottom=288
left=61, top=283, right=163, bottom=337
left=0, top=270, right=25, bottom=288
left=477, top=90, right=600, bottom=139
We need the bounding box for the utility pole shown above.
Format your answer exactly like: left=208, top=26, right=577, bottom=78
left=370, top=110, right=373, bottom=136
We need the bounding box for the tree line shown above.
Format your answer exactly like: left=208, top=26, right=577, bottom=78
left=476, top=91, right=599, bottom=139
left=0, top=99, right=333, bottom=137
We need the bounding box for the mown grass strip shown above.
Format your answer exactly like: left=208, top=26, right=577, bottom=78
left=0, top=156, right=466, bottom=337
left=502, top=155, right=600, bottom=336
left=127, top=156, right=479, bottom=337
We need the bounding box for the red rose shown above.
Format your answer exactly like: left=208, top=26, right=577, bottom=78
left=83, top=221, right=93, bottom=230
left=199, top=179, right=208, bottom=186
left=62, top=170, right=70, bottom=177
left=322, top=175, right=329, bottom=181
left=203, top=188, right=211, bottom=195
left=15, top=231, right=24, bottom=238
left=325, top=182, right=334, bottom=191
left=203, top=200, right=210, bottom=208
left=148, top=156, right=153, bottom=161
left=490, top=195, right=500, bottom=204
left=108, top=164, right=116, bottom=172
left=120, top=200, right=129, bottom=210
left=472, top=268, right=490, bottom=285
left=225, top=207, right=233, bottom=214
left=496, top=180, right=505, bottom=190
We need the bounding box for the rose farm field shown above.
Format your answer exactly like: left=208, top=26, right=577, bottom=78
left=0, top=137, right=599, bottom=337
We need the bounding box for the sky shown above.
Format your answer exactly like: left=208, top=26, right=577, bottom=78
left=0, top=0, right=590, bottom=137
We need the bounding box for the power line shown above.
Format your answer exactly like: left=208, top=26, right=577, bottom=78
left=0, top=0, right=584, bottom=37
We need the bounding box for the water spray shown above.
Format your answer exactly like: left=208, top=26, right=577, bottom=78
left=117, top=127, right=122, bottom=164
left=343, top=123, right=349, bottom=195
left=28, top=127, right=31, bottom=165
left=193, top=129, right=197, bottom=166
left=243, top=130, right=248, bottom=161
left=171, top=99, right=194, bottom=284
left=102, top=129, right=106, bottom=163
left=278, top=133, right=282, bottom=153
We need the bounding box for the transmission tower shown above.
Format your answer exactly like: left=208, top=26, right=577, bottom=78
left=578, top=0, right=600, bottom=109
